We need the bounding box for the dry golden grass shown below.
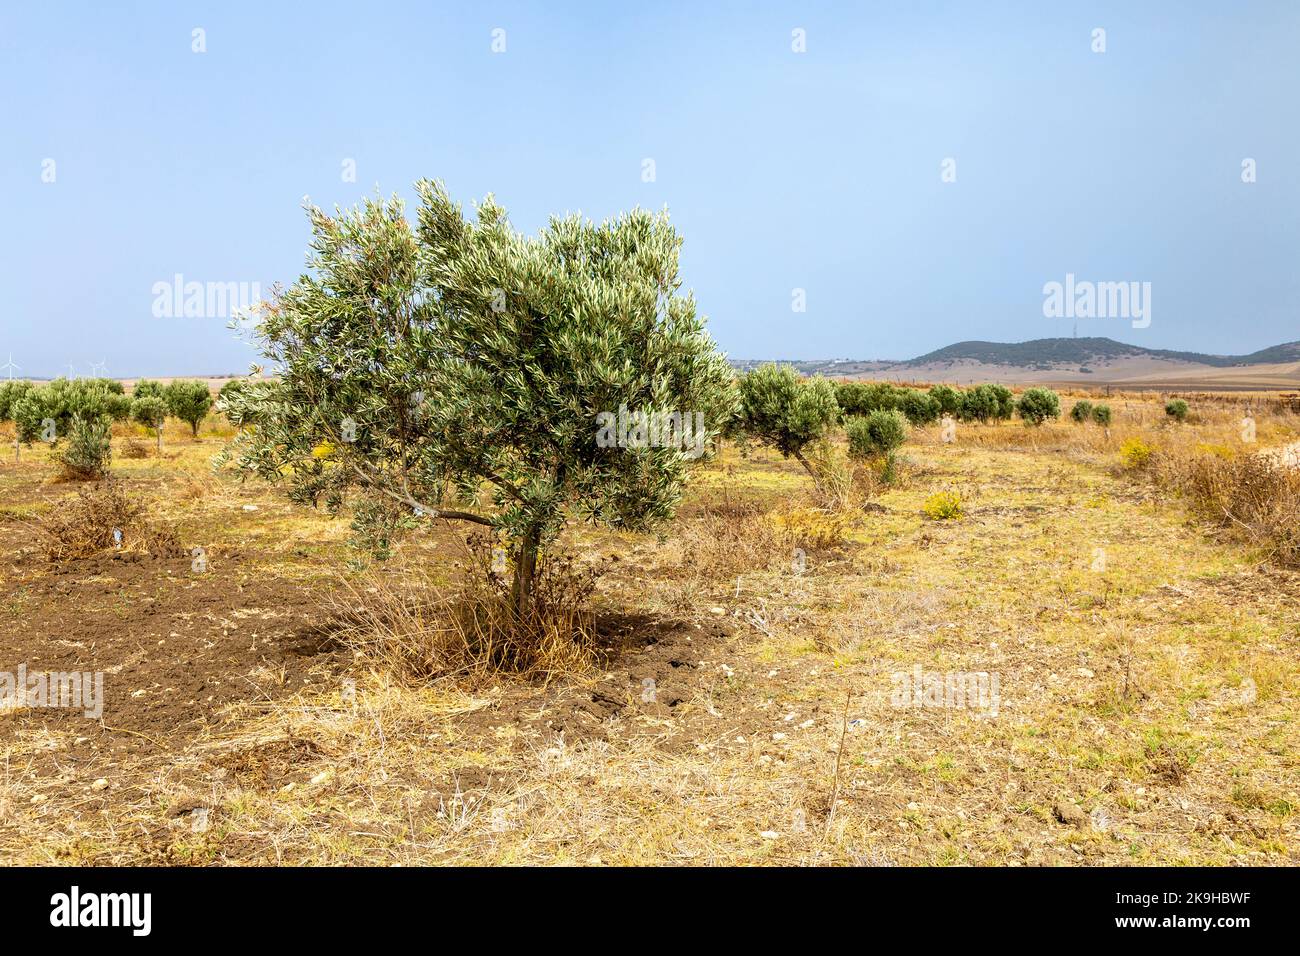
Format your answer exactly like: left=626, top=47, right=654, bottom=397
left=1, top=400, right=1298, bottom=866
left=1152, top=448, right=1300, bottom=567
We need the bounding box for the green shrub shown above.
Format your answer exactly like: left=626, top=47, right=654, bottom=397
left=1017, top=387, right=1061, bottom=425
left=1165, top=399, right=1189, bottom=422
left=53, top=414, right=113, bottom=480
left=1091, top=403, right=1112, bottom=426
left=1070, top=400, right=1094, bottom=423
left=738, top=365, right=840, bottom=476
left=928, top=384, right=961, bottom=416
left=217, top=378, right=245, bottom=406
left=958, top=383, right=1010, bottom=423
left=8, top=379, right=132, bottom=439
left=0, top=380, right=34, bottom=422
left=164, top=379, right=213, bottom=437
left=847, top=409, right=909, bottom=458
left=132, top=379, right=164, bottom=400
left=11, top=391, right=52, bottom=445
left=836, top=381, right=902, bottom=418
left=897, top=389, right=940, bottom=426
left=987, top=384, right=1015, bottom=420
left=834, top=382, right=868, bottom=418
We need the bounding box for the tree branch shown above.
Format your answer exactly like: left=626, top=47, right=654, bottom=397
left=346, top=460, right=493, bottom=526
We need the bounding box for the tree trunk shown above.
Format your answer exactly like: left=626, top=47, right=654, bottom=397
left=511, top=526, right=540, bottom=619
left=792, top=448, right=818, bottom=481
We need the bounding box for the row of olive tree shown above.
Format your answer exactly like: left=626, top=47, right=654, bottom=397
left=835, top=381, right=1022, bottom=425
left=0, top=377, right=213, bottom=460
left=731, top=365, right=1062, bottom=478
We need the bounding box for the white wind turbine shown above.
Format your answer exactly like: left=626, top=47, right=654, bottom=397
left=89, top=359, right=107, bottom=376
left=0, top=354, right=18, bottom=381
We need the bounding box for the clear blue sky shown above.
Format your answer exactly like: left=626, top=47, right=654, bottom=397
left=2, top=1, right=1297, bottom=376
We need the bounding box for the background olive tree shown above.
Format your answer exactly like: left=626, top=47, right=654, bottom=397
left=131, top=396, right=168, bottom=452
left=219, top=183, right=736, bottom=615
left=1016, top=387, right=1061, bottom=425
left=164, top=380, right=213, bottom=437
left=735, top=364, right=839, bottom=478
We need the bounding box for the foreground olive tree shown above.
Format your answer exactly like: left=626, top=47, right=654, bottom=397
left=220, top=182, right=737, bottom=614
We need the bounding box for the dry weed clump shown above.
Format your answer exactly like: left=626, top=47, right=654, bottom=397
left=806, top=438, right=882, bottom=509
left=35, top=481, right=182, bottom=560
left=331, top=535, right=600, bottom=681
left=669, top=499, right=783, bottom=580
left=119, top=437, right=151, bottom=459
left=1154, top=451, right=1300, bottom=566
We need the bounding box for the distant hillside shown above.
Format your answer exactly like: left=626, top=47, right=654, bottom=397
left=900, top=337, right=1300, bottom=370
left=728, top=337, right=1300, bottom=388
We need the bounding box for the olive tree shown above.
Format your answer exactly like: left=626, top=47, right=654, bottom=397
left=1017, top=387, right=1061, bottom=425
left=735, top=364, right=839, bottom=477
left=132, top=379, right=164, bottom=401
left=219, top=183, right=737, bottom=615
left=132, top=396, right=168, bottom=452
left=847, top=409, right=909, bottom=458
left=0, top=381, right=35, bottom=460
left=164, top=379, right=214, bottom=437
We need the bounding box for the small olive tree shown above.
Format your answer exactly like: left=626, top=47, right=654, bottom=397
left=1017, top=387, right=1061, bottom=425
left=132, top=379, right=164, bottom=401
left=847, top=409, right=909, bottom=457
left=164, top=380, right=214, bottom=437
left=928, top=384, right=961, bottom=416
left=54, top=414, right=113, bottom=479
left=219, top=183, right=737, bottom=615
left=0, top=381, right=35, bottom=460
left=736, top=364, right=839, bottom=477
left=132, top=396, right=168, bottom=452
left=897, top=389, right=940, bottom=426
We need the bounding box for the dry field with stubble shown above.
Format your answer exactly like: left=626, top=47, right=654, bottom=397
left=1, top=393, right=1298, bottom=866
